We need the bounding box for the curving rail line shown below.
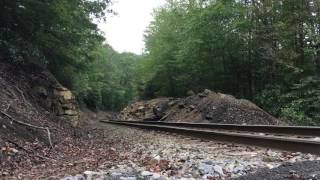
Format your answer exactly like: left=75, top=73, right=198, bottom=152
left=100, top=120, right=320, bottom=155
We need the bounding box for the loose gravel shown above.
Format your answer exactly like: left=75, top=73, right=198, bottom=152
left=61, top=123, right=320, bottom=180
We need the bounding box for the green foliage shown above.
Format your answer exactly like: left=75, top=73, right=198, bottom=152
left=0, top=0, right=111, bottom=84
left=279, top=77, right=320, bottom=125
left=141, top=0, right=320, bottom=125
left=256, top=77, right=320, bottom=125
left=73, top=45, right=142, bottom=111
left=2, top=0, right=319, bottom=124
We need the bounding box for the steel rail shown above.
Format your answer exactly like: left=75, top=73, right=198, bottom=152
left=101, top=120, right=320, bottom=155
left=104, top=120, right=320, bottom=136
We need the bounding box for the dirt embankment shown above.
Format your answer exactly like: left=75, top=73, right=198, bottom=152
left=120, top=89, right=283, bottom=125
left=0, top=60, right=123, bottom=178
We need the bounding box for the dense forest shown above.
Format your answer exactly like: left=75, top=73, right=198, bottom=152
left=0, top=0, right=141, bottom=111
left=1, top=0, right=320, bottom=125
left=141, top=0, right=320, bottom=125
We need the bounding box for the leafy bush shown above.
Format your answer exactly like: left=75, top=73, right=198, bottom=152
left=256, top=77, right=320, bottom=125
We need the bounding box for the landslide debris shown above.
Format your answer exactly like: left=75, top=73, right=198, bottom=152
left=120, top=89, right=283, bottom=125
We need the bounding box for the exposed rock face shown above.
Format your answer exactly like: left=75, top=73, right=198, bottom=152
left=53, top=87, right=80, bottom=127
left=0, top=59, right=82, bottom=151
left=1, top=60, right=81, bottom=127
left=120, top=89, right=283, bottom=125
left=32, top=80, right=80, bottom=127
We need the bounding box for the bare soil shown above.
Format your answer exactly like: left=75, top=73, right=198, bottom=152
left=0, top=60, right=129, bottom=178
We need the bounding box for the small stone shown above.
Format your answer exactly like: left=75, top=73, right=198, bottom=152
left=198, top=163, right=213, bottom=175
left=154, top=155, right=161, bottom=161
left=61, top=176, right=75, bottom=180
left=289, top=170, right=296, bottom=174
left=213, top=165, right=224, bottom=176
left=157, top=176, right=168, bottom=180
left=202, top=160, right=214, bottom=165
left=120, top=177, right=137, bottom=180
left=141, top=171, right=153, bottom=176
left=84, top=171, right=97, bottom=175
left=266, top=164, right=274, bottom=169
left=191, top=170, right=200, bottom=178
left=224, top=163, right=235, bottom=173
left=233, top=166, right=244, bottom=173
left=9, top=148, right=19, bottom=154
left=111, top=172, right=122, bottom=178
left=74, top=174, right=86, bottom=180
left=84, top=171, right=103, bottom=180
left=151, top=173, right=161, bottom=179
left=204, top=89, right=211, bottom=95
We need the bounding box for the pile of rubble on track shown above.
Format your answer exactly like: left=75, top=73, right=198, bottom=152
left=119, top=89, right=283, bottom=125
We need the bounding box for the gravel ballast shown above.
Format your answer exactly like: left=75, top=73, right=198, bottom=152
left=61, top=123, right=320, bottom=180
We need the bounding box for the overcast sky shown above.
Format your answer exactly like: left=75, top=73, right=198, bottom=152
left=98, top=0, right=165, bottom=54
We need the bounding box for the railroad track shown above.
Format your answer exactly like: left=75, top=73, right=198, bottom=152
left=100, top=120, right=320, bottom=155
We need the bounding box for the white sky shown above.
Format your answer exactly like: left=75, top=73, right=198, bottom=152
left=98, top=0, right=165, bottom=55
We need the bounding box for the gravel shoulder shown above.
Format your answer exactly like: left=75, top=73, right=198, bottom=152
left=60, top=123, right=319, bottom=180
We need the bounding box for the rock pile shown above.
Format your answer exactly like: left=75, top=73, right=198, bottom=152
left=120, top=89, right=282, bottom=125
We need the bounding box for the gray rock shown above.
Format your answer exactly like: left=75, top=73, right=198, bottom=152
left=151, top=173, right=161, bottom=179
left=213, top=165, right=224, bottom=176
left=157, top=176, right=168, bottom=180
left=111, top=172, right=123, bottom=179
left=233, top=164, right=245, bottom=174
left=202, top=160, right=214, bottom=165
left=60, top=176, right=75, bottom=180
left=141, top=171, right=153, bottom=176
left=191, top=170, right=200, bottom=178
left=74, top=174, right=86, bottom=180
left=198, top=163, right=214, bottom=175
left=119, top=177, right=137, bottom=180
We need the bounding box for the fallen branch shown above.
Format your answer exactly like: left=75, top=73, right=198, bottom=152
left=0, top=111, right=53, bottom=148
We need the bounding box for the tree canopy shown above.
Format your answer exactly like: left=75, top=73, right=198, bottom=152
left=140, top=0, right=320, bottom=125
left=1, top=0, right=319, bottom=124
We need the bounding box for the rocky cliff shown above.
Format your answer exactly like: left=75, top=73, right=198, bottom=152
left=25, top=65, right=81, bottom=127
